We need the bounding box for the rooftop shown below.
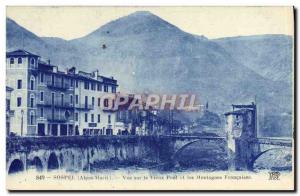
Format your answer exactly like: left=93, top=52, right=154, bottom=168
left=7, top=49, right=118, bottom=85
left=224, top=108, right=253, bottom=116
left=6, top=49, right=40, bottom=57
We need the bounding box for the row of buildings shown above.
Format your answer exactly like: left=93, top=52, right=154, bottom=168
left=6, top=49, right=119, bottom=136
left=6, top=49, right=183, bottom=137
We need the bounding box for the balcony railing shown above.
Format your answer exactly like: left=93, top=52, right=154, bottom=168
left=75, top=104, right=94, bottom=110
left=6, top=110, right=14, bottom=117
left=46, top=115, right=74, bottom=123
left=46, top=82, right=70, bottom=90
left=37, top=101, right=74, bottom=109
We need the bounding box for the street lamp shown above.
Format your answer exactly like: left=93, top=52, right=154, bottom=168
left=21, top=109, right=24, bottom=136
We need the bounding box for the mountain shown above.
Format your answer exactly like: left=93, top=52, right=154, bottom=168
left=214, top=35, right=293, bottom=83
left=6, top=11, right=293, bottom=136
left=6, top=18, right=81, bottom=67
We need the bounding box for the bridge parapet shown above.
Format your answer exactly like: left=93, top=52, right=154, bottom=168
left=257, top=138, right=292, bottom=147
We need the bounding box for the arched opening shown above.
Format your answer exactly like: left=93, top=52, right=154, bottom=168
left=65, top=110, right=70, bottom=120
left=29, top=111, right=35, bottom=125
left=31, top=157, right=43, bottom=172
left=75, top=125, right=79, bottom=135
left=47, top=153, right=59, bottom=171
left=10, top=58, right=14, bottom=64
left=250, top=148, right=292, bottom=171
left=30, top=76, right=35, bottom=90
left=30, top=58, right=35, bottom=66
left=8, top=159, right=24, bottom=174
left=30, top=94, right=35, bottom=108
left=173, top=139, right=228, bottom=170
left=18, top=57, right=22, bottom=64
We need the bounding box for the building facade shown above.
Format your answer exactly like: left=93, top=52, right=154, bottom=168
left=6, top=86, right=14, bottom=136
left=6, top=49, right=118, bottom=136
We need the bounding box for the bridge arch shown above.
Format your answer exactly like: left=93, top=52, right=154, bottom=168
left=249, top=148, right=282, bottom=170
left=8, top=159, right=24, bottom=174
left=31, top=156, right=43, bottom=171
left=47, top=152, right=59, bottom=171
left=172, top=139, right=202, bottom=160
left=170, top=137, right=228, bottom=170
left=173, top=138, right=227, bottom=160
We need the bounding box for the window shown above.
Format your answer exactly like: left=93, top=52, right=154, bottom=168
left=51, top=74, right=55, bottom=85
left=75, top=95, right=79, bottom=104
left=91, top=83, right=95, bottom=90
left=61, top=94, right=64, bottom=106
left=30, top=94, right=34, bottom=107
left=70, top=79, right=73, bottom=87
left=75, top=113, right=78, bottom=121
left=6, top=99, right=10, bottom=111
left=18, top=57, right=22, bottom=64
left=85, top=96, right=88, bottom=108
left=75, top=80, right=78, bottom=88
left=65, top=111, right=70, bottom=120
left=17, top=80, right=22, bottom=89
left=17, top=97, right=21, bottom=107
left=85, top=113, right=88, bottom=122
left=30, top=76, right=35, bottom=90
left=97, top=84, right=102, bottom=91
left=51, top=108, right=54, bottom=119
left=70, top=95, right=73, bottom=105
left=51, top=92, right=55, bottom=105
left=40, top=73, right=44, bottom=83
left=98, top=98, right=101, bottom=107
left=40, top=92, right=44, bottom=102
left=40, top=108, right=44, bottom=118
left=98, top=114, right=100, bottom=123
left=108, top=115, right=111, bottom=124
left=30, top=58, right=35, bottom=66
left=84, top=81, right=89, bottom=89
left=61, top=77, right=64, bottom=87
left=91, top=114, right=94, bottom=122
left=30, top=112, right=35, bottom=125
left=30, top=98, right=34, bottom=107
left=92, top=97, right=95, bottom=106
left=104, top=99, right=109, bottom=107
left=104, top=85, right=108, bottom=92
left=10, top=58, right=14, bottom=64
left=112, top=86, right=116, bottom=93
left=30, top=80, right=34, bottom=90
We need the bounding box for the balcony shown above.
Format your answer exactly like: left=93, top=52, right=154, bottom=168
left=46, top=113, right=74, bottom=123
left=55, top=102, right=74, bottom=109
left=37, top=101, right=74, bottom=109
left=75, top=104, right=94, bottom=110
left=6, top=110, right=14, bottom=117
left=47, top=117, right=67, bottom=123
left=46, top=82, right=70, bottom=91
left=102, top=107, right=116, bottom=112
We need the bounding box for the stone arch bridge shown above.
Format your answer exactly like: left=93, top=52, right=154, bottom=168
left=6, top=135, right=292, bottom=174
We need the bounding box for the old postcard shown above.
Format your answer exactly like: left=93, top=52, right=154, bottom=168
left=5, top=6, right=294, bottom=191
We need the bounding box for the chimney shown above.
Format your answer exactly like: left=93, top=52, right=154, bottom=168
left=53, top=66, right=58, bottom=73
left=93, top=70, right=99, bottom=79
left=48, top=59, right=51, bottom=65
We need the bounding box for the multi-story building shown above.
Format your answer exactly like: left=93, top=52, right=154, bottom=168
left=6, top=86, right=14, bottom=136
left=67, top=67, right=118, bottom=136
left=36, top=60, right=75, bottom=136
left=6, top=49, right=118, bottom=136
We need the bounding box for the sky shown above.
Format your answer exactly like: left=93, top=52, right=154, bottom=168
left=6, top=6, right=294, bottom=40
